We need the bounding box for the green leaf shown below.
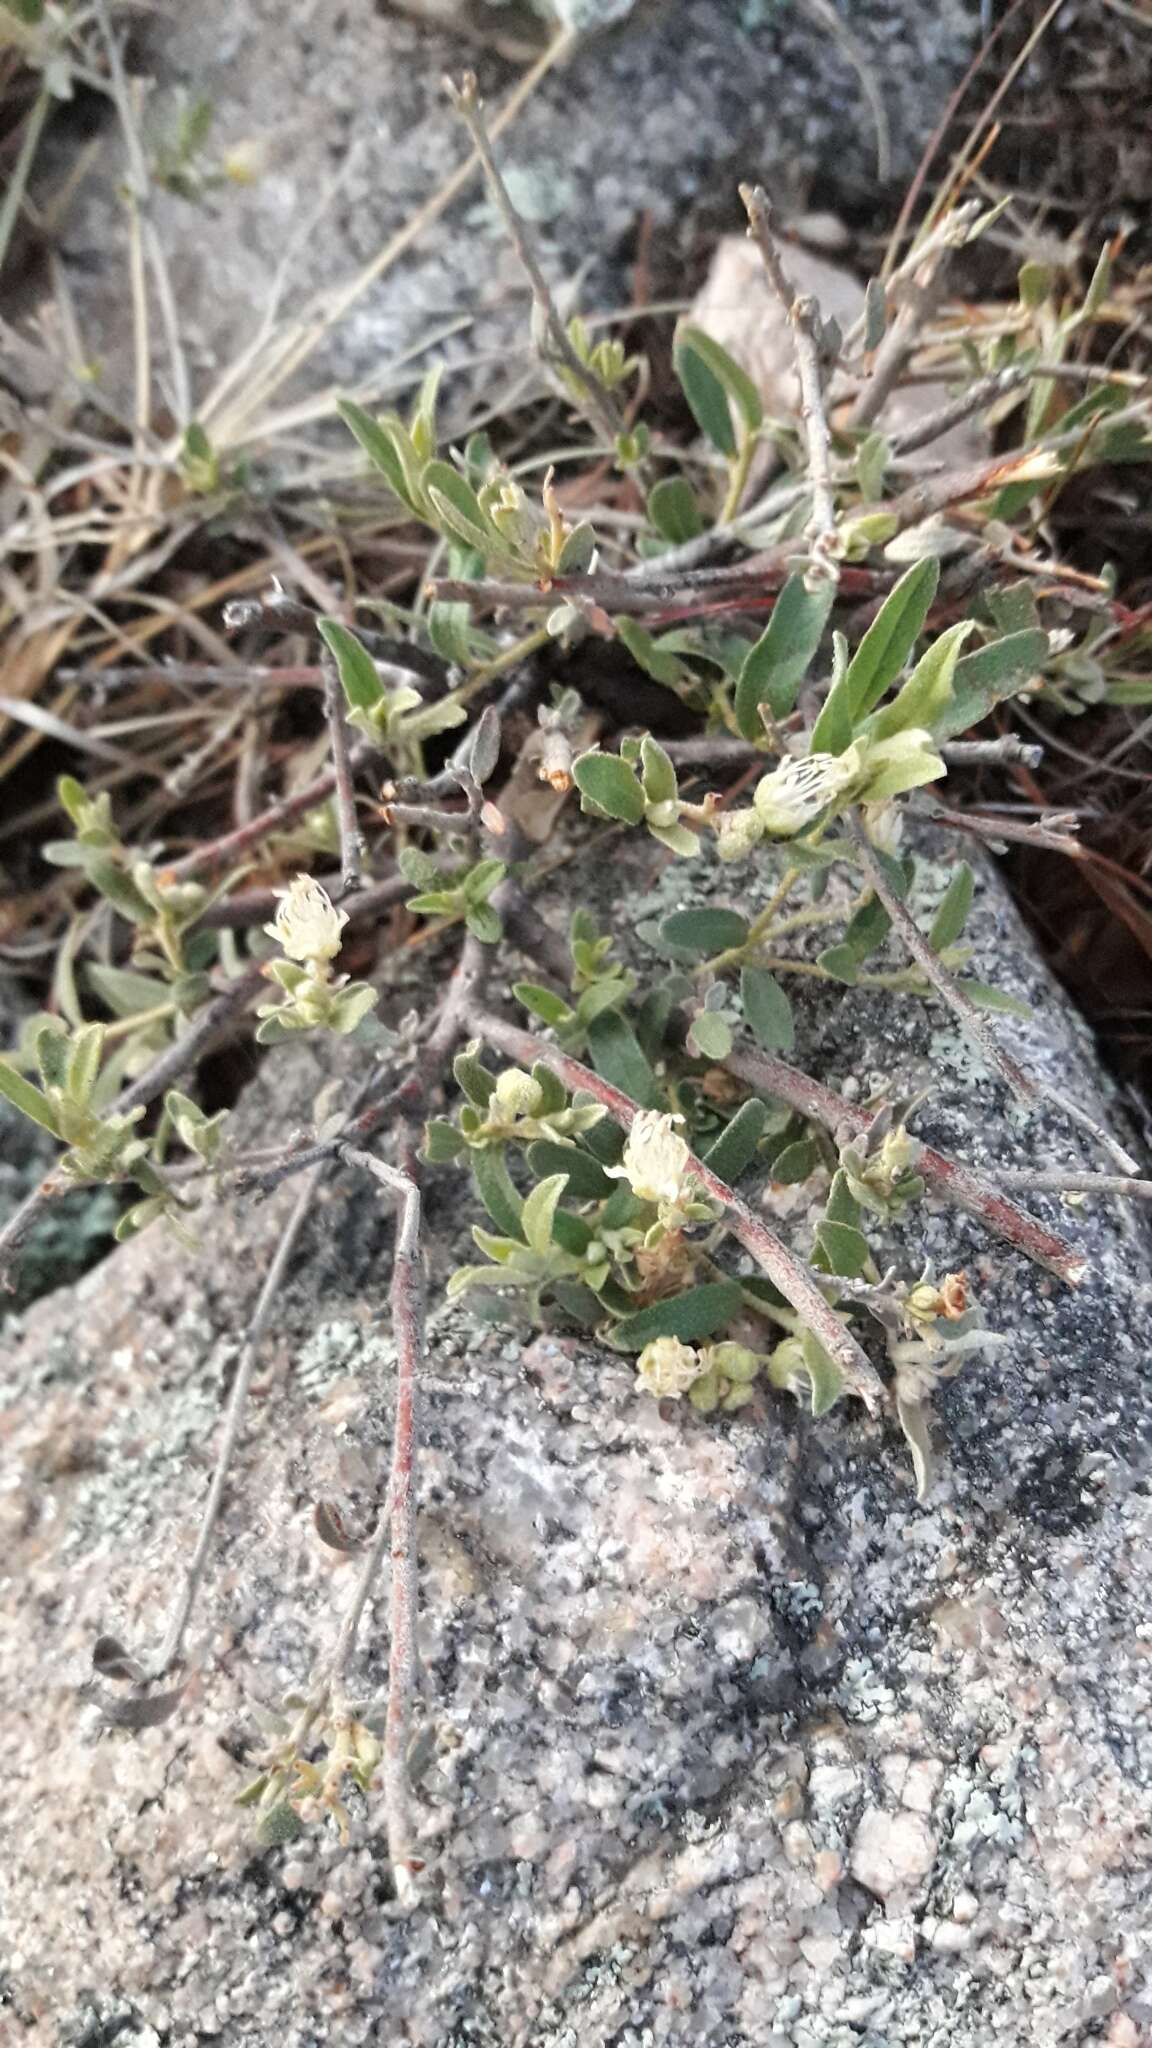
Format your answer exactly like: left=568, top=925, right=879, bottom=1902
left=453, top=1044, right=496, bottom=1106
left=986, top=580, right=1040, bottom=636
left=462, top=857, right=506, bottom=903
left=513, top=982, right=574, bottom=1029
left=675, top=325, right=763, bottom=435
left=800, top=1329, right=845, bottom=1416
left=647, top=477, right=703, bottom=543
left=551, top=1209, right=593, bottom=1258
left=866, top=620, right=973, bottom=741
left=639, top=735, right=678, bottom=808
left=812, top=1219, right=871, bottom=1279
left=929, top=864, right=974, bottom=951
left=660, top=907, right=749, bottom=957
left=611, top=1279, right=743, bottom=1350
left=734, top=575, right=834, bottom=737
left=855, top=731, right=945, bottom=802
left=855, top=431, right=890, bottom=502
left=426, top=601, right=474, bottom=669
left=740, top=965, right=795, bottom=1053
left=556, top=522, right=596, bottom=576
left=690, top=1011, right=733, bottom=1060
left=1081, top=241, right=1112, bottom=320
left=816, top=943, right=860, bottom=984
left=423, top=1119, right=465, bottom=1162
left=674, top=337, right=737, bottom=457
left=770, top=1136, right=821, bottom=1184
left=521, top=1175, right=568, bottom=1257
left=88, top=859, right=153, bottom=925
left=936, top=628, right=1047, bottom=741
left=317, top=617, right=382, bottom=712
left=958, top=978, right=1031, bottom=1020
left=572, top=751, right=646, bottom=825
left=586, top=1010, right=658, bottom=1107
left=337, top=398, right=414, bottom=507
left=616, top=618, right=690, bottom=688
left=0, top=1059, right=59, bottom=1136
left=422, top=460, right=496, bottom=552
left=811, top=558, right=940, bottom=753
left=839, top=891, right=891, bottom=962
left=65, top=1022, right=105, bottom=1107
left=465, top=903, right=502, bottom=945
left=703, top=1098, right=768, bottom=1183
left=86, top=964, right=172, bottom=1018
left=1018, top=259, right=1052, bottom=310
left=525, top=1141, right=614, bottom=1199
left=471, top=1148, right=524, bottom=1239
left=825, top=1167, right=860, bottom=1227
left=408, top=362, right=442, bottom=461
left=532, top=1063, right=569, bottom=1118
left=34, top=1019, right=69, bottom=1091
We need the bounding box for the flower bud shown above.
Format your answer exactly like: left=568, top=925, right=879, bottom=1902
left=492, top=1068, right=544, bottom=1119
left=714, top=808, right=766, bottom=864
left=703, top=1341, right=762, bottom=1384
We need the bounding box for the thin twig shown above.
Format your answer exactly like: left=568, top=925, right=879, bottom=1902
left=114, top=965, right=267, bottom=1115
left=849, top=817, right=1140, bottom=1174
left=168, top=761, right=348, bottom=880
left=154, top=1164, right=324, bottom=1676
left=888, top=365, right=1031, bottom=457
left=713, top=1033, right=1087, bottom=1286
left=194, top=868, right=424, bottom=933
left=661, top=735, right=1046, bottom=775
left=445, top=73, right=624, bottom=449
left=740, top=187, right=839, bottom=584
left=920, top=801, right=1084, bottom=860
left=323, top=653, right=366, bottom=897
left=466, top=1008, right=886, bottom=1412
left=337, top=1144, right=426, bottom=1906
left=992, top=1168, right=1152, bottom=1200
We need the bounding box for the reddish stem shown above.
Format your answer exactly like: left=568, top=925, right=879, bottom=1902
left=468, top=1008, right=886, bottom=1412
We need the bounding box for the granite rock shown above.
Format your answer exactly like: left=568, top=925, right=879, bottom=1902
left=35, top=0, right=977, bottom=413
left=2, top=829, right=1151, bottom=2045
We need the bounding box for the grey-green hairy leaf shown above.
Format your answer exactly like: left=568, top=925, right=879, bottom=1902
left=740, top=966, right=795, bottom=1053
left=734, top=575, right=834, bottom=737
left=572, top=751, right=646, bottom=824
left=611, top=1279, right=743, bottom=1351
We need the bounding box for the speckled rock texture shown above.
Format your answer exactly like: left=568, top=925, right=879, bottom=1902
left=39, top=0, right=977, bottom=409
left=3, top=830, right=1151, bottom=2046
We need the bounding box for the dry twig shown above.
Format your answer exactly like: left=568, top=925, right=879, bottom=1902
left=337, top=1144, right=426, bottom=1906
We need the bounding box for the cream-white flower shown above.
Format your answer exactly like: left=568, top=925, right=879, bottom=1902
left=636, top=1335, right=703, bottom=1399
left=753, top=746, right=861, bottom=836
left=608, top=1110, right=691, bottom=1208
left=265, top=873, right=348, bottom=965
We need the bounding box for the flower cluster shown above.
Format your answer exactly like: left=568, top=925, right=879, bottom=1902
left=607, top=1110, right=692, bottom=1212
left=635, top=1336, right=763, bottom=1411
left=255, top=875, right=378, bottom=1043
